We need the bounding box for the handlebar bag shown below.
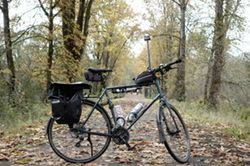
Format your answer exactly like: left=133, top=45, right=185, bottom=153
left=50, top=88, right=83, bottom=125
left=84, top=71, right=103, bottom=82
left=135, top=71, right=156, bottom=86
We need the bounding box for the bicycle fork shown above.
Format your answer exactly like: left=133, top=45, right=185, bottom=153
left=156, top=104, right=166, bottom=143
left=156, top=99, right=180, bottom=143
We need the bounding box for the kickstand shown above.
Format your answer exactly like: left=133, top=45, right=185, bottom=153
left=87, top=129, right=93, bottom=156
left=126, top=142, right=136, bottom=151
left=123, top=139, right=136, bottom=151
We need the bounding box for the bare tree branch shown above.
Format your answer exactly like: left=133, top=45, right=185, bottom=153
left=152, top=33, right=180, bottom=40
left=83, top=0, right=94, bottom=36
left=53, top=9, right=61, bottom=18
left=222, top=80, right=250, bottom=101
left=12, top=35, right=42, bottom=46
left=1, top=34, right=50, bottom=48
left=172, top=0, right=181, bottom=6
left=224, top=0, right=241, bottom=31
left=110, top=32, right=134, bottom=70
left=185, top=0, right=190, bottom=7
left=244, top=53, right=250, bottom=60
left=77, top=0, right=86, bottom=31
left=110, top=39, right=128, bottom=70
left=12, top=26, right=34, bottom=44
left=38, top=0, right=49, bottom=17
left=52, top=0, right=60, bottom=9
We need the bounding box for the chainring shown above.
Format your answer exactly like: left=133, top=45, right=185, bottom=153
left=112, top=126, right=130, bottom=145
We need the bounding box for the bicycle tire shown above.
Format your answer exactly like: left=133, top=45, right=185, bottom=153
left=47, top=99, right=112, bottom=163
left=158, top=103, right=191, bottom=163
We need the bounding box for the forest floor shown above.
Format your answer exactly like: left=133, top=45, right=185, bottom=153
left=0, top=94, right=249, bottom=166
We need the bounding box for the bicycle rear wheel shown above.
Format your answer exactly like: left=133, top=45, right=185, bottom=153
left=159, top=103, right=191, bottom=163
left=47, top=99, right=112, bottom=163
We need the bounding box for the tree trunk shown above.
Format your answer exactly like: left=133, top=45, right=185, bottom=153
left=2, top=0, right=16, bottom=95
left=61, top=0, right=77, bottom=59
left=81, top=0, right=94, bottom=56
left=76, top=0, right=86, bottom=31
left=61, top=0, right=80, bottom=82
left=46, top=4, right=54, bottom=92
left=101, top=36, right=112, bottom=69
left=60, top=0, right=94, bottom=82
left=204, top=13, right=222, bottom=102
left=38, top=0, right=56, bottom=92
left=208, top=0, right=226, bottom=109
left=204, top=55, right=214, bottom=102
left=173, top=1, right=186, bottom=101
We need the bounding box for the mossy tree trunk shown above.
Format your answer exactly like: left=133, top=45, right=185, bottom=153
left=60, top=0, right=94, bottom=82
left=38, top=0, right=59, bottom=92
left=1, top=0, right=16, bottom=98
left=172, top=0, right=188, bottom=101
left=208, top=0, right=241, bottom=109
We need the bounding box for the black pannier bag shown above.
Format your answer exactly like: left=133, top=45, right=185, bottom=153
left=51, top=92, right=82, bottom=125
left=48, top=83, right=87, bottom=125
left=84, top=71, right=103, bottom=82
left=134, top=71, right=156, bottom=86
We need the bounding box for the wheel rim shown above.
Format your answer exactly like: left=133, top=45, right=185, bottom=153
left=48, top=100, right=111, bottom=163
left=161, top=105, right=190, bottom=163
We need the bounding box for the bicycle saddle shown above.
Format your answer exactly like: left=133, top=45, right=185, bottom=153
left=88, top=68, right=112, bottom=73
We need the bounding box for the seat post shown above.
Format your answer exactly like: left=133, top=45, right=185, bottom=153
left=101, top=75, right=107, bottom=89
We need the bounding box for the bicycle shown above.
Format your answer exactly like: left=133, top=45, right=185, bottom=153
left=46, top=59, right=191, bottom=164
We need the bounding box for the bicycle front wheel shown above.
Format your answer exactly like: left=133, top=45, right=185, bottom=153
left=47, top=99, right=112, bottom=163
left=159, top=103, right=191, bottom=163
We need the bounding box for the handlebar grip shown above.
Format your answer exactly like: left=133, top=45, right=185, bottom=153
left=153, top=59, right=183, bottom=73
left=167, top=59, right=182, bottom=67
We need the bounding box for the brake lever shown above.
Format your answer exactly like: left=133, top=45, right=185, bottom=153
left=159, top=64, right=164, bottom=75
left=165, top=66, right=178, bottom=72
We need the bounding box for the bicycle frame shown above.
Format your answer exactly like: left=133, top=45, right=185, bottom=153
left=83, top=77, right=172, bottom=132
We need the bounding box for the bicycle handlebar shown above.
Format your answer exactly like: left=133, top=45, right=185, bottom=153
left=152, top=59, right=182, bottom=74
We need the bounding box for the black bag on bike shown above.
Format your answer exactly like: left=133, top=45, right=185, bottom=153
left=84, top=71, right=103, bottom=82
left=135, top=71, right=156, bottom=86
left=49, top=85, right=84, bottom=125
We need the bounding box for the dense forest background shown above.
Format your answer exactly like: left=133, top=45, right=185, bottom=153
left=0, top=0, right=249, bottom=130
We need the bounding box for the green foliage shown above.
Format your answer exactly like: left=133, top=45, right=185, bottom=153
left=224, top=126, right=250, bottom=141
left=0, top=98, right=48, bottom=134
left=174, top=100, right=250, bottom=142
left=89, top=0, right=139, bottom=65
left=0, top=41, right=49, bottom=133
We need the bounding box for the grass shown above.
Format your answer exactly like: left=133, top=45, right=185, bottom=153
left=173, top=100, right=250, bottom=142
left=0, top=102, right=49, bottom=135
left=1, top=94, right=249, bottom=143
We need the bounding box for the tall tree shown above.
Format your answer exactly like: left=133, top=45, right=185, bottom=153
left=59, top=0, right=94, bottom=82
left=208, top=0, right=241, bottom=109
left=91, top=0, right=138, bottom=70
left=38, top=0, right=60, bottom=92
left=172, top=0, right=189, bottom=101
left=0, top=0, right=16, bottom=96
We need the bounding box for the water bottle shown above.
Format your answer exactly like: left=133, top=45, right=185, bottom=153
left=113, top=105, right=125, bottom=127
left=127, top=103, right=144, bottom=123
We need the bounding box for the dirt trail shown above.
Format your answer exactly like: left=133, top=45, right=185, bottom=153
left=0, top=94, right=249, bottom=166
